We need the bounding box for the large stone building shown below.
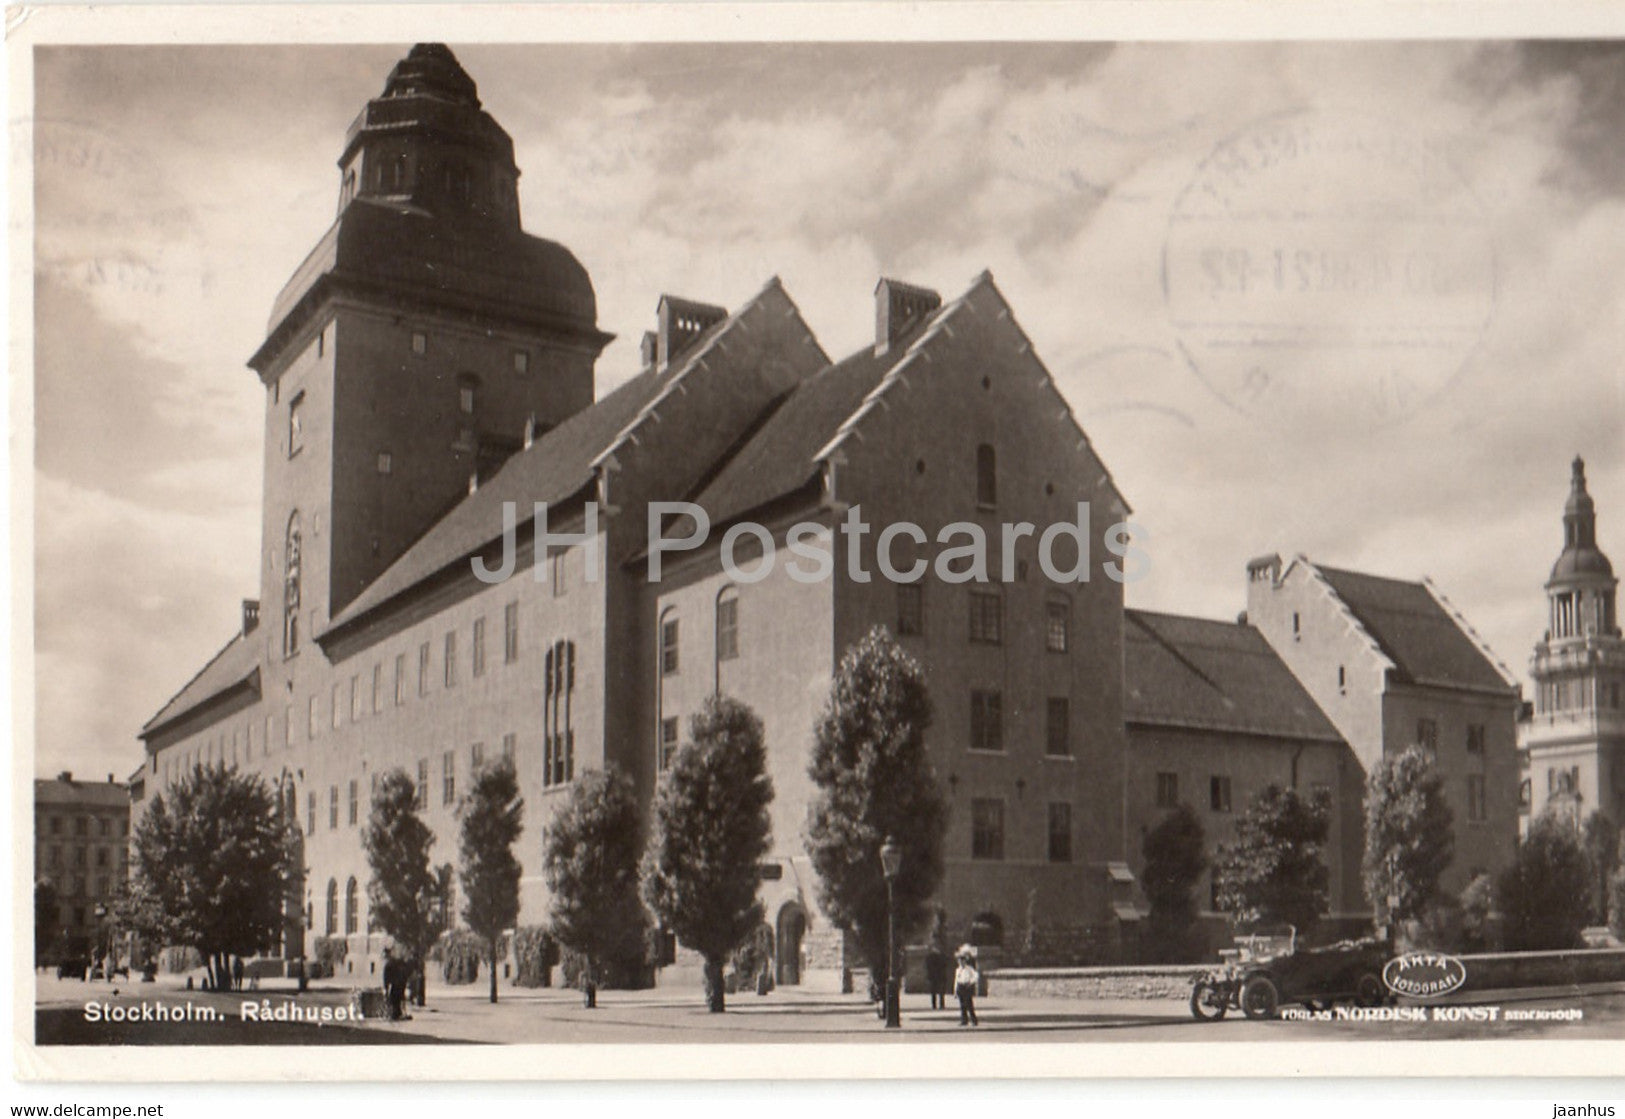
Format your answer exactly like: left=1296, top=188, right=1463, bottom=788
left=134, top=44, right=1521, bottom=985
left=1519, top=458, right=1624, bottom=835
left=35, top=773, right=131, bottom=960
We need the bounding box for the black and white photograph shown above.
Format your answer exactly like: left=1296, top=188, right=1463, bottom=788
left=11, top=2, right=1625, bottom=1087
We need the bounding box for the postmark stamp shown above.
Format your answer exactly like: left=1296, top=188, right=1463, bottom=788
left=1162, top=109, right=1498, bottom=428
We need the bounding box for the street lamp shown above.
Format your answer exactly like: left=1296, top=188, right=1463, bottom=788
left=879, top=835, right=902, bottom=1029
left=92, top=903, right=108, bottom=977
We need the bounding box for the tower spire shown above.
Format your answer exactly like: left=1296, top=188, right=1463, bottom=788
left=1551, top=453, right=1612, bottom=586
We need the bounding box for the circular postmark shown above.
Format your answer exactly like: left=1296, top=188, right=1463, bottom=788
left=1162, top=110, right=1497, bottom=428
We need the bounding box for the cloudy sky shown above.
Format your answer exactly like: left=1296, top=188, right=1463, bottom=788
left=30, top=38, right=1624, bottom=781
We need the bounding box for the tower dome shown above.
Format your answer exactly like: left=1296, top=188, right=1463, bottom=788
left=1549, top=456, right=1615, bottom=586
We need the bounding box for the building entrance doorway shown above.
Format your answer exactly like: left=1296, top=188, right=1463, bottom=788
left=776, top=903, right=806, bottom=986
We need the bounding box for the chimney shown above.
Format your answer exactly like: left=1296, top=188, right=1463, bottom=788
left=874, top=278, right=941, bottom=355
left=1246, top=553, right=1283, bottom=587
left=58, top=770, right=73, bottom=783
left=242, top=599, right=260, bottom=635
left=107, top=773, right=114, bottom=784
left=656, top=296, right=727, bottom=372
left=639, top=331, right=658, bottom=370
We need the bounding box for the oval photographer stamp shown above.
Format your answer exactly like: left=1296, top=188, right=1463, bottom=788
left=1162, top=110, right=1498, bottom=428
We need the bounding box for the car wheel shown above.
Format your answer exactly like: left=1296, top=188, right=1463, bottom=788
left=1190, top=981, right=1229, bottom=1021
left=1355, top=973, right=1385, bottom=1007
left=1241, top=974, right=1280, bottom=1020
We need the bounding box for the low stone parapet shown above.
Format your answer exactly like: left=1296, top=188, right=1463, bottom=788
left=986, top=964, right=1205, bottom=1000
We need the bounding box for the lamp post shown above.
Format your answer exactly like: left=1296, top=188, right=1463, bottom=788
left=879, top=836, right=902, bottom=1029
left=92, top=903, right=108, bottom=978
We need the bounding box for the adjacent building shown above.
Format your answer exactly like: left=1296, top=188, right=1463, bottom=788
left=1519, top=457, right=1624, bottom=835
left=35, top=773, right=131, bottom=959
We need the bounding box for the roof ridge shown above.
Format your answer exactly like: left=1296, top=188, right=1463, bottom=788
left=140, top=630, right=249, bottom=733
left=1124, top=610, right=1231, bottom=699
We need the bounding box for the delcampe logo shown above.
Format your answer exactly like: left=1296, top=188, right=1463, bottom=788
left=1382, top=952, right=1468, bottom=999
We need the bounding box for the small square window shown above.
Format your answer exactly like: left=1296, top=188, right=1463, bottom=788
left=377, top=452, right=393, bottom=475
left=1210, top=775, right=1232, bottom=813
left=1045, top=599, right=1070, bottom=653
left=411, top=331, right=427, bottom=356
left=969, top=590, right=1002, bottom=645
left=513, top=350, right=530, bottom=375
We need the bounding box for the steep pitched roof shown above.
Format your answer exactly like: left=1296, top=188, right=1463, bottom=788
left=139, top=631, right=261, bottom=739
left=35, top=779, right=130, bottom=809
left=691, top=315, right=935, bottom=527
left=1124, top=609, right=1342, bottom=742
left=323, top=364, right=666, bottom=634
left=1315, top=566, right=1516, bottom=694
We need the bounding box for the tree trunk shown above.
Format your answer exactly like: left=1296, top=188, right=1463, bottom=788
left=704, top=955, right=725, bottom=1013
left=414, top=958, right=426, bottom=1007
left=488, top=939, right=499, bottom=1004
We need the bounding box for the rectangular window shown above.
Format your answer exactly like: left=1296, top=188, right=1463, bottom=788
left=1417, top=719, right=1439, bottom=752
left=659, top=717, right=680, bottom=772
left=968, top=590, right=1002, bottom=645
left=419, top=642, right=431, bottom=697
left=1467, top=775, right=1488, bottom=823
left=288, top=393, right=305, bottom=458
left=897, top=583, right=924, bottom=637
left=971, top=798, right=1004, bottom=860
left=285, top=705, right=294, bottom=748
left=329, top=786, right=339, bottom=830
left=308, top=695, right=319, bottom=740
left=411, top=331, right=427, bottom=356
left=348, top=780, right=359, bottom=826
left=307, top=792, right=317, bottom=836
left=1210, top=776, right=1233, bottom=814
left=372, top=663, right=383, bottom=713
left=444, top=632, right=457, bottom=687
left=975, top=444, right=997, bottom=508
left=716, top=596, right=739, bottom=661
left=377, top=452, right=392, bottom=475
left=350, top=675, right=361, bottom=721
left=1155, top=772, right=1179, bottom=809
left=550, top=553, right=566, bottom=597
left=1466, top=724, right=1486, bottom=755
left=501, top=733, right=516, bottom=761
left=1048, top=802, right=1073, bottom=863
left=442, top=751, right=456, bottom=806
left=1045, top=697, right=1071, bottom=758
left=395, top=653, right=406, bottom=706
left=661, top=618, right=680, bottom=676
left=513, top=350, right=530, bottom=375
left=504, top=602, right=519, bottom=664
left=472, top=617, right=487, bottom=678
left=331, top=683, right=343, bottom=728
left=416, top=760, right=429, bottom=810
left=1046, top=599, right=1070, bottom=653
left=969, top=690, right=1003, bottom=753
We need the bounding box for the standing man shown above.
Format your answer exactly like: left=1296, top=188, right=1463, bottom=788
left=382, top=946, right=408, bottom=1020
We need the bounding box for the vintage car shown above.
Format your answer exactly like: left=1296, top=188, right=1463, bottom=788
left=1190, top=926, right=1391, bottom=1020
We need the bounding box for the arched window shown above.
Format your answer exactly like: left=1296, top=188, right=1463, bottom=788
left=284, top=512, right=302, bottom=657
left=324, top=878, right=338, bottom=936
left=344, top=877, right=359, bottom=935
left=975, top=444, right=997, bottom=508
left=716, top=588, right=740, bottom=663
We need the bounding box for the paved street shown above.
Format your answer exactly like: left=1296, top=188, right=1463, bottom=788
left=32, top=971, right=1625, bottom=1045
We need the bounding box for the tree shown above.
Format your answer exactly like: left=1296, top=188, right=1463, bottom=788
left=107, top=879, right=168, bottom=973
left=1581, top=811, right=1619, bottom=926
left=1214, top=784, right=1331, bottom=934
left=543, top=765, right=650, bottom=997
left=642, top=694, right=774, bottom=1013
left=457, top=757, right=524, bottom=1004
left=804, top=626, right=946, bottom=989
left=1140, top=804, right=1207, bottom=962
left=1499, top=811, right=1594, bottom=951
left=363, top=768, right=449, bottom=1006
left=130, top=764, right=294, bottom=990
left=35, top=880, right=60, bottom=966
left=1362, top=746, right=1455, bottom=925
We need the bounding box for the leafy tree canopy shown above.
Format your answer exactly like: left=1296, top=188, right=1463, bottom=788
left=1214, top=784, right=1330, bottom=934
left=1140, top=803, right=1207, bottom=962
left=543, top=765, right=649, bottom=990
left=1362, top=745, right=1455, bottom=923
left=458, top=758, right=524, bottom=1003
left=1499, top=811, right=1594, bottom=951
left=363, top=768, right=448, bottom=1002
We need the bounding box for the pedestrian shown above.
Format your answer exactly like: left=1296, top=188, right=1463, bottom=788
left=925, top=945, right=948, bottom=1010
left=382, top=947, right=407, bottom=1020
left=954, top=950, right=980, bottom=1027
left=232, top=955, right=244, bottom=992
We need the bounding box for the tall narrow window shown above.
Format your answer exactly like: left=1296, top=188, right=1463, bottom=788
left=458, top=376, right=477, bottom=415
left=329, top=785, right=339, bottom=830
left=471, top=742, right=484, bottom=771
left=472, top=617, right=487, bottom=678
left=1466, top=724, right=1486, bottom=756
left=331, top=683, right=343, bottom=729
left=1467, top=775, right=1488, bottom=823
left=543, top=640, right=577, bottom=787
left=504, top=602, right=519, bottom=664
left=416, top=759, right=429, bottom=810
left=411, top=331, right=427, bottom=356
left=501, top=733, right=516, bottom=761
left=444, top=631, right=457, bottom=688
left=513, top=350, right=530, bottom=375
left=1155, top=772, right=1179, bottom=808
left=418, top=642, right=431, bottom=697
left=324, top=879, right=338, bottom=936
left=716, top=590, right=740, bottom=662
left=660, top=613, right=680, bottom=676
left=1210, top=776, right=1233, bottom=814
left=897, top=582, right=925, bottom=636
left=372, top=663, right=383, bottom=713
left=1045, top=697, right=1071, bottom=757
left=442, top=751, right=456, bottom=806
left=969, top=690, right=1003, bottom=753
left=971, top=799, right=1004, bottom=860
left=1047, top=803, right=1073, bottom=863
left=288, top=393, right=305, bottom=458
left=394, top=653, right=406, bottom=706
left=975, top=443, right=997, bottom=508
left=283, top=511, right=302, bottom=657
left=659, top=717, right=680, bottom=772
left=1045, top=597, right=1070, bottom=654
left=969, top=590, right=1002, bottom=645
left=350, top=674, right=361, bottom=721
left=345, top=877, right=359, bottom=935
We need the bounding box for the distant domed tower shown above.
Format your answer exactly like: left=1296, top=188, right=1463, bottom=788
left=1521, top=457, right=1624, bottom=834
